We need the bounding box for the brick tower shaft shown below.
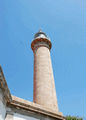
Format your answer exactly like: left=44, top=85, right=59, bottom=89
left=31, top=30, right=59, bottom=113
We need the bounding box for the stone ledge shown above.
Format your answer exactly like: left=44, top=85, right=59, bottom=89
left=9, top=95, right=65, bottom=120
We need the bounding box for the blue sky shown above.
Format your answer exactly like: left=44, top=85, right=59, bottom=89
left=0, top=0, right=86, bottom=119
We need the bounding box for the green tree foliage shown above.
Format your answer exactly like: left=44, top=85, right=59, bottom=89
left=66, top=116, right=83, bottom=120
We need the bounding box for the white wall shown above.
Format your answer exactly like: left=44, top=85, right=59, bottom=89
left=0, top=90, right=6, bottom=120
left=13, top=113, right=40, bottom=120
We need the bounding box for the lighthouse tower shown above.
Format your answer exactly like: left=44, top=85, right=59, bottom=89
left=31, top=30, right=59, bottom=113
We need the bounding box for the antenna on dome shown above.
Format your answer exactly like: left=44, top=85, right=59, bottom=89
left=39, top=28, right=42, bottom=32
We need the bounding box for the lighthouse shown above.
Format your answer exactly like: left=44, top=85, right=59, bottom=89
left=31, top=30, right=59, bottom=113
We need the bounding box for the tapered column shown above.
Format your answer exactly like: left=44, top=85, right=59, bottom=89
left=31, top=30, right=59, bottom=112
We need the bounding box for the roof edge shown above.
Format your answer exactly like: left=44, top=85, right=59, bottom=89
left=0, top=65, right=12, bottom=103
left=8, top=95, right=65, bottom=120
